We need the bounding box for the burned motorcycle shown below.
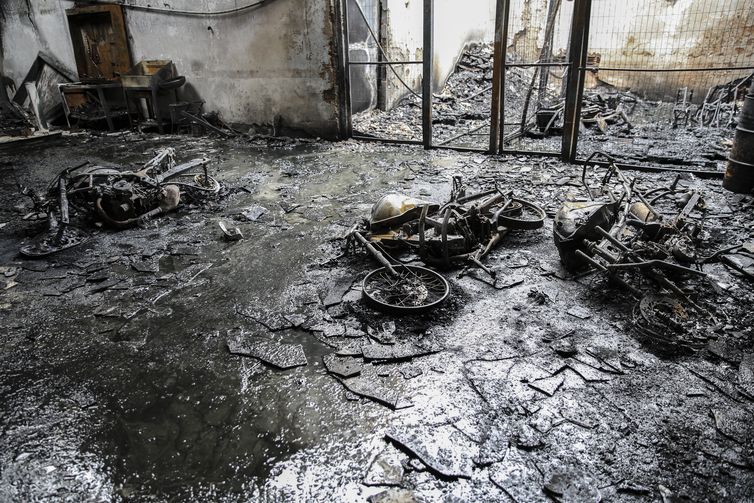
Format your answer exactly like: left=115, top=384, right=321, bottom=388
left=553, top=152, right=713, bottom=353
left=347, top=177, right=546, bottom=314
left=19, top=148, right=220, bottom=257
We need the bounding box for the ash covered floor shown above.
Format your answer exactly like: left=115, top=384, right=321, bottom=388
left=1, top=132, right=754, bottom=501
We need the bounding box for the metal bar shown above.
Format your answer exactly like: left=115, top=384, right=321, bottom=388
left=497, top=0, right=511, bottom=154
left=334, top=0, right=352, bottom=138
left=506, top=62, right=569, bottom=68
left=351, top=135, right=423, bottom=145
left=489, top=0, right=506, bottom=153
left=582, top=65, right=754, bottom=73
left=561, top=0, right=592, bottom=162
left=577, top=158, right=724, bottom=179
left=433, top=145, right=487, bottom=153
left=348, top=61, right=422, bottom=65
left=438, top=123, right=488, bottom=146
left=422, top=0, right=433, bottom=150
left=500, top=149, right=562, bottom=157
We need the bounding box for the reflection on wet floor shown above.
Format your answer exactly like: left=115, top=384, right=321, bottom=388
left=1, top=133, right=753, bottom=501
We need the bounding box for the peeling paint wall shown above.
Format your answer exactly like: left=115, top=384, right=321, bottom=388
left=376, top=0, right=753, bottom=110
left=583, top=0, right=754, bottom=101
left=0, top=0, right=343, bottom=138
left=507, top=0, right=754, bottom=101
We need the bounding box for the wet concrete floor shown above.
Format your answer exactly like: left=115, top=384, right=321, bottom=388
left=1, top=132, right=753, bottom=501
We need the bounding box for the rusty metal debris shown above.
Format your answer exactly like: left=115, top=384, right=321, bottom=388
left=672, top=87, right=694, bottom=128
left=347, top=178, right=545, bottom=313
left=18, top=148, right=220, bottom=257
left=554, top=152, right=707, bottom=296
left=580, top=91, right=634, bottom=133
left=698, top=72, right=754, bottom=128
left=553, top=151, right=722, bottom=349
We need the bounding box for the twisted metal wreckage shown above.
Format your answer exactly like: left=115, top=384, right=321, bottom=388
left=554, top=152, right=734, bottom=353
left=17, top=148, right=220, bottom=257
left=346, top=176, right=547, bottom=314
left=346, top=151, right=747, bottom=356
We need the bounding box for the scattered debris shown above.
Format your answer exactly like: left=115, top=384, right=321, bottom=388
left=219, top=221, right=243, bottom=241
left=18, top=148, right=220, bottom=257
left=363, top=445, right=405, bottom=487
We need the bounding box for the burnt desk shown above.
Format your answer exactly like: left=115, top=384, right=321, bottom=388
left=58, top=81, right=126, bottom=131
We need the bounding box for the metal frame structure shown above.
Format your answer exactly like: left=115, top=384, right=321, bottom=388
left=336, top=0, right=750, bottom=174
left=339, top=0, right=431, bottom=147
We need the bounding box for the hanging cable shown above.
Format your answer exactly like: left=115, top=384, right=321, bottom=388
left=76, top=0, right=271, bottom=16
left=350, top=0, right=422, bottom=99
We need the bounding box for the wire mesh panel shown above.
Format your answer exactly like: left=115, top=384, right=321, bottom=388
left=346, top=0, right=425, bottom=143
left=500, top=0, right=573, bottom=155
left=575, top=0, right=754, bottom=169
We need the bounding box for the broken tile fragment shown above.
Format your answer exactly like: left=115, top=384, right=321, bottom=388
left=227, top=335, right=307, bottom=369
left=367, top=489, right=417, bottom=503
left=474, top=419, right=510, bottom=466
left=399, top=365, right=422, bottom=379
left=363, top=445, right=404, bottom=487
left=543, top=466, right=601, bottom=502
left=340, top=376, right=412, bottom=410
left=489, top=448, right=547, bottom=502
left=362, top=342, right=441, bottom=362
left=529, top=374, right=565, bottom=397
left=240, top=204, right=267, bottom=221
left=566, top=361, right=611, bottom=382
left=712, top=408, right=750, bottom=443
left=323, top=277, right=354, bottom=307
left=322, top=353, right=362, bottom=378
left=566, top=306, right=592, bottom=320
left=239, top=308, right=294, bottom=331
left=385, top=423, right=476, bottom=479
left=512, top=423, right=544, bottom=450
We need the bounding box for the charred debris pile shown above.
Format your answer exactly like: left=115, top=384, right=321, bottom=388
left=353, top=43, right=747, bottom=171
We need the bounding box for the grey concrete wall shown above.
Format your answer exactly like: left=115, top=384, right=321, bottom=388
left=0, top=0, right=343, bottom=138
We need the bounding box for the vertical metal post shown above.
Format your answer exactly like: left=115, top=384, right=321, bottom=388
left=337, top=0, right=353, bottom=138
left=490, top=0, right=510, bottom=154
left=422, top=0, right=433, bottom=149
left=561, top=0, right=592, bottom=162
left=488, top=0, right=507, bottom=154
